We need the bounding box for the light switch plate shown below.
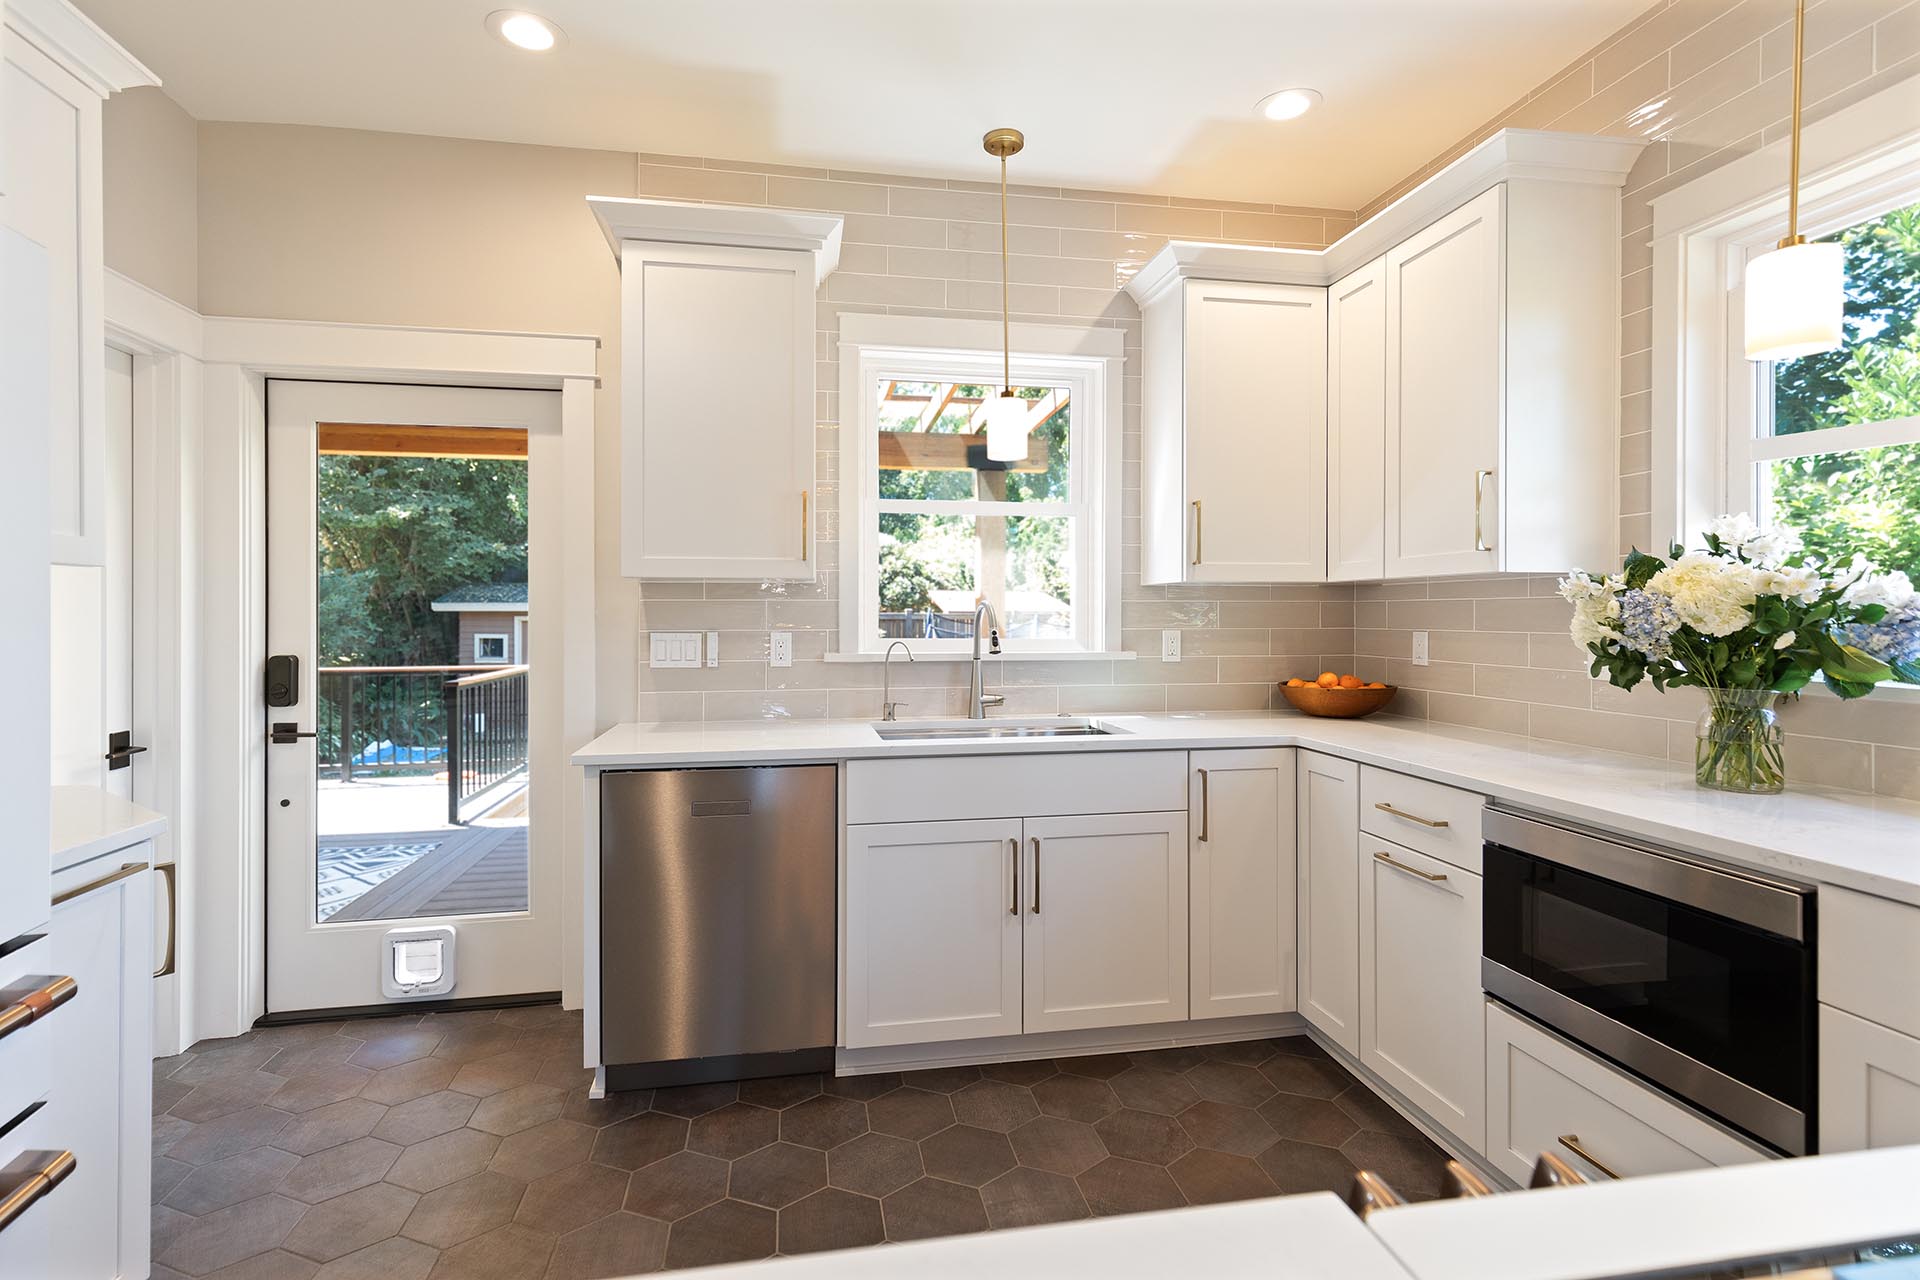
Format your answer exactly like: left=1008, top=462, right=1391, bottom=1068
left=706, top=632, right=720, bottom=667
left=1412, top=631, right=1430, bottom=667
left=650, top=631, right=702, bottom=669
left=1161, top=629, right=1181, bottom=661
left=769, top=631, right=794, bottom=668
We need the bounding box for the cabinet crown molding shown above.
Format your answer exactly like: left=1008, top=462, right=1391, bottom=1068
left=1125, top=128, right=1644, bottom=304
left=5, top=0, right=158, bottom=97
left=587, top=195, right=844, bottom=286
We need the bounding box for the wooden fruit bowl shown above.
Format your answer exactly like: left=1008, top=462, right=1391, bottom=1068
left=1280, top=683, right=1398, bottom=718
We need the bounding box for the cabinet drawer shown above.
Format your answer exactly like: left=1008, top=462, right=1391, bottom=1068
left=1820, top=887, right=1920, bottom=1040
left=847, top=751, right=1188, bottom=825
left=0, top=935, right=59, bottom=1131
left=1359, top=767, right=1484, bottom=873
left=0, top=1099, right=60, bottom=1280
left=1486, top=1001, right=1768, bottom=1185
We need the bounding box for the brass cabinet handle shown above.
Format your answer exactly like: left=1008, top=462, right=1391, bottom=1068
left=1374, top=851, right=1448, bottom=882
left=1557, top=1133, right=1621, bottom=1180
left=1441, top=1161, right=1493, bottom=1198
left=1374, top=801, right=1449, bottom=829
left=0, top=1149, right=76, bottom=1234
left=1030, top=836, right=1041, bottom=914
left=1346, top=1170, right=1404, bottom=1220
left=1530, top=1150, right=1588, bottom=1188
left=1190, top=500, right=1202, bottom=566
left=800, top=490, right=810, bottom=562
left=0, top=976, right=79, bottom=1042
left=155, top=863, right=179, bottom=979
left=1474, top=468, right=1495, bottom=552
left=52, top=860, right=149, bottom=907
left=1008, top=838, right=1019, bottom=916
left=1196, top=768, right=1210, bottom=843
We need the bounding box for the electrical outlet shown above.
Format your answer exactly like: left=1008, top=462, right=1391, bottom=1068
left=1412, top=631, right=1430, bottom=667
left=769, top=631, right=793, bottom=668
left=1161, top=629, right=1182, bottom=661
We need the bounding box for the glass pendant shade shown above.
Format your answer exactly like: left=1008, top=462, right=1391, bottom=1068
left=1745, top=239, right=1844, bottom=361
left=983, top=391, right=1028, bottom=462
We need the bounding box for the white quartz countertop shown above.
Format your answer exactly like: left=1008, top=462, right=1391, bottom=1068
left=51, top=784, right=167, bottom=869
left=690, top=1192, right=1414, bottom=1279
left=575, top=712, right=1920, bottom=905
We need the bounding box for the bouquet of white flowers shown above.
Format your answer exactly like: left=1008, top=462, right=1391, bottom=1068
left=1560, top=515, right=1918, bottom=793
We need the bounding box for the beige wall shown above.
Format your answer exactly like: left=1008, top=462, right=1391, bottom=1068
left=102, top=86, right=198, bottom=307
left=1346, top=0, right=1920, bottom=799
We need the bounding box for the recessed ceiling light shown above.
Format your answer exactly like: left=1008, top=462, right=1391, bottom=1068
left=1255, top=88, right=1323, bottom=121
left=486, top=10, right=562, bottom=51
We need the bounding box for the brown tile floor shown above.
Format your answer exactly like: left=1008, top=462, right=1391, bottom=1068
left=150, top=1007, right=1450, bottom=1279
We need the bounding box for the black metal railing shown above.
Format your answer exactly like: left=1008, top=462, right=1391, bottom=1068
left=315, top=665, right=529, bottom=823
left=444, top=665, right=530, bottom=823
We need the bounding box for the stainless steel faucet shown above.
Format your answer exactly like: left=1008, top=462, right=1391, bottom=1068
left=968, top=601, right=1005, bottom=720
left=881, top=640, right=913, bottom=721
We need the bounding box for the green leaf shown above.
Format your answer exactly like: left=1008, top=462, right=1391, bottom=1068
left=1814, top=632, right=1895, bottom=685
left=1623, top=548, right=1666, bottom=589
left=1772, top=668, right=1814, bottom=693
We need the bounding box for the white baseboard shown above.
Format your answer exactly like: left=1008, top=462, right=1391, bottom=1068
left=835, top=1012, right=1309, bottom=1075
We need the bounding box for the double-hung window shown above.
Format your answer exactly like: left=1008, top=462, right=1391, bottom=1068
left=837, top=316, right=1123, bottom=657
left=1734, top=194, right=1920, bottom=582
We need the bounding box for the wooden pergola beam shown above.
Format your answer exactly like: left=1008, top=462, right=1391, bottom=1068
left=877, top=431, right=1050, bottom=473
left=317, top=423, right=529, bottom=460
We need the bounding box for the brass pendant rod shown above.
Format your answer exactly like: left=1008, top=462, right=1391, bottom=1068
left=1783, top=0, right=1806, bottom=248
left=999, top=150, right=1010, bottom=394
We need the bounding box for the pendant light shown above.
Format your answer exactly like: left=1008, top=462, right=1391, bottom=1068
left=1744, top=0, right=1843, bottom=362
left=982, top=127, right=1028, bottom=462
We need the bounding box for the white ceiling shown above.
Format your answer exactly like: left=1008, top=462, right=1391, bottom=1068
left=74, top=0, right=1648, bottom=210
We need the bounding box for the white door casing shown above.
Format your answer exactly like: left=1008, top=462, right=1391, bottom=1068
left=265, top=381, right=562, bottom=1013
left=1190, top=748, right=1297, bottom=1020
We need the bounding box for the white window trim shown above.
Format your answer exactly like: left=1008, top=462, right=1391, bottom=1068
left=473, top=633, right=511, bottom=664
left=835, top=313, right=1125, bottom=659
left=1651, top=74, right=1920, bottom=549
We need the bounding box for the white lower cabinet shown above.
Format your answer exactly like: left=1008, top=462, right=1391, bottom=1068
left=843, top=819, right=1024, bottom=1049
left=1297, top=751, right=1361, bottom=1055
left=1189, top=749, right=1296, bottom=1020
left=1820, top=1004, right=1920, bottom=1153
left=1360, top=836, right=1484, bottom=1151
left=1486, top=1000, right=1767, bottom=1183
left=1024, top=812, right=1189, bottom=1033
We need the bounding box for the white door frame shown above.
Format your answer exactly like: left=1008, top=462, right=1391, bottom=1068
left=103, top=278, right=599, bottom=1043
left=265, top=379, right=560, bottom=1012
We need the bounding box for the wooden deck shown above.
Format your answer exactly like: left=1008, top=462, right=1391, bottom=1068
left=323, top=823, right=529, bottom=922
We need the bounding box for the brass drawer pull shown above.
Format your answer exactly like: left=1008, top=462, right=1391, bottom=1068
left=1374, top=801, right=1448, bottom=829
left=0, top=976, right=79, bottom=1042
left=0, top=1149, right=76, bottom=1234
left=1196, top=768, right=1210, bottom=843
left=801, top=490, right=810, bottom=562
left=1441, top=1161, right=1493, bottom=1198
left=156, top=863, right=179, bottom=979
left=1530, top=1150, right=1587, bottom=1188
left=1190, top=500, right=1202, bottom=566
left=53, top=860, right=149, bottom=906
left=1557, top=1133, right=1621, bottom=1180
left=1345, top=1170, right=1404, bottom=1220
left=1474, top=468, right=1495, bottom=552
left=1374, top=851, right=1447, bottom=882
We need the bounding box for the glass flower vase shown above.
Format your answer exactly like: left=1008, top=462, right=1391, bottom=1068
left=1694, top=688, right=1785, bottom=795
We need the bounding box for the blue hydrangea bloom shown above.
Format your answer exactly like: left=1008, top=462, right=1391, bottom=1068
left=1616, top=588, right=1680, bottom=660
left=1839, top=603, right=1920, bottom=670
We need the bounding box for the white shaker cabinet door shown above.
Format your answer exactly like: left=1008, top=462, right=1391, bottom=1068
left=1190, top=749, right=1296, bottom=1020
left=1360, top=838, right=1485, bottom=1152
left=1327, top=257, right=1387, bottom=583
left=1820, top=1004, right=1920, bottom=1153
left=1297, top=751, right=1360, bottom=1055
left=843, top=819, right=1023, bottom=1049
left=619, top=241, right=816, bottom=580
left=1384, top=184, right=1503, bottom=578
left=1023, top=811, right=1189, bottom=1034
left=1181, top=280, right=1326, bottom=582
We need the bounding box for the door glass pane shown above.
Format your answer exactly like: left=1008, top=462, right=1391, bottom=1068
left=875, top=512, right=1074, bottom=643
left=313, top=426, right=532, bottom=923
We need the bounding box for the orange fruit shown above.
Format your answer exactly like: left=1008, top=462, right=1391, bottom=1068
left=1366, top=681, right=1387, bottom=689
left=1316, top=671, right=1339, bottom=689
left=1285, top=677, right=1305, bottom=687
left=1338, top=674, right=1363, bottom=689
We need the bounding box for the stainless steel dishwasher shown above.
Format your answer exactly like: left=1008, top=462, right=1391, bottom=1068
left=600, top=765, right=837, bottom=1091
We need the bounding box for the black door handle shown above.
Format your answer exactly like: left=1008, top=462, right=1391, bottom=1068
left=104, top=730, right=147, bottom=770
left=269, top=722, right=318, bottom=745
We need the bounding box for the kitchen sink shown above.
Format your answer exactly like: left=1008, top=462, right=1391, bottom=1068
left=872, top=717, right=1124, bottom=742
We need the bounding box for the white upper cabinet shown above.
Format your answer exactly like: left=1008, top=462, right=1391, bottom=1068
left=1327, top=258, right=1387, bottom=582
left=1384, top=187, right=1504, bottom=578
left=1137, top=278, right=1326, bottom=584
left=590, top=197, right=842, bottom=580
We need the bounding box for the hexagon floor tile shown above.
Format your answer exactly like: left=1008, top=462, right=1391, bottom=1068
left=152, top=1008, right=1450, bottom=1274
